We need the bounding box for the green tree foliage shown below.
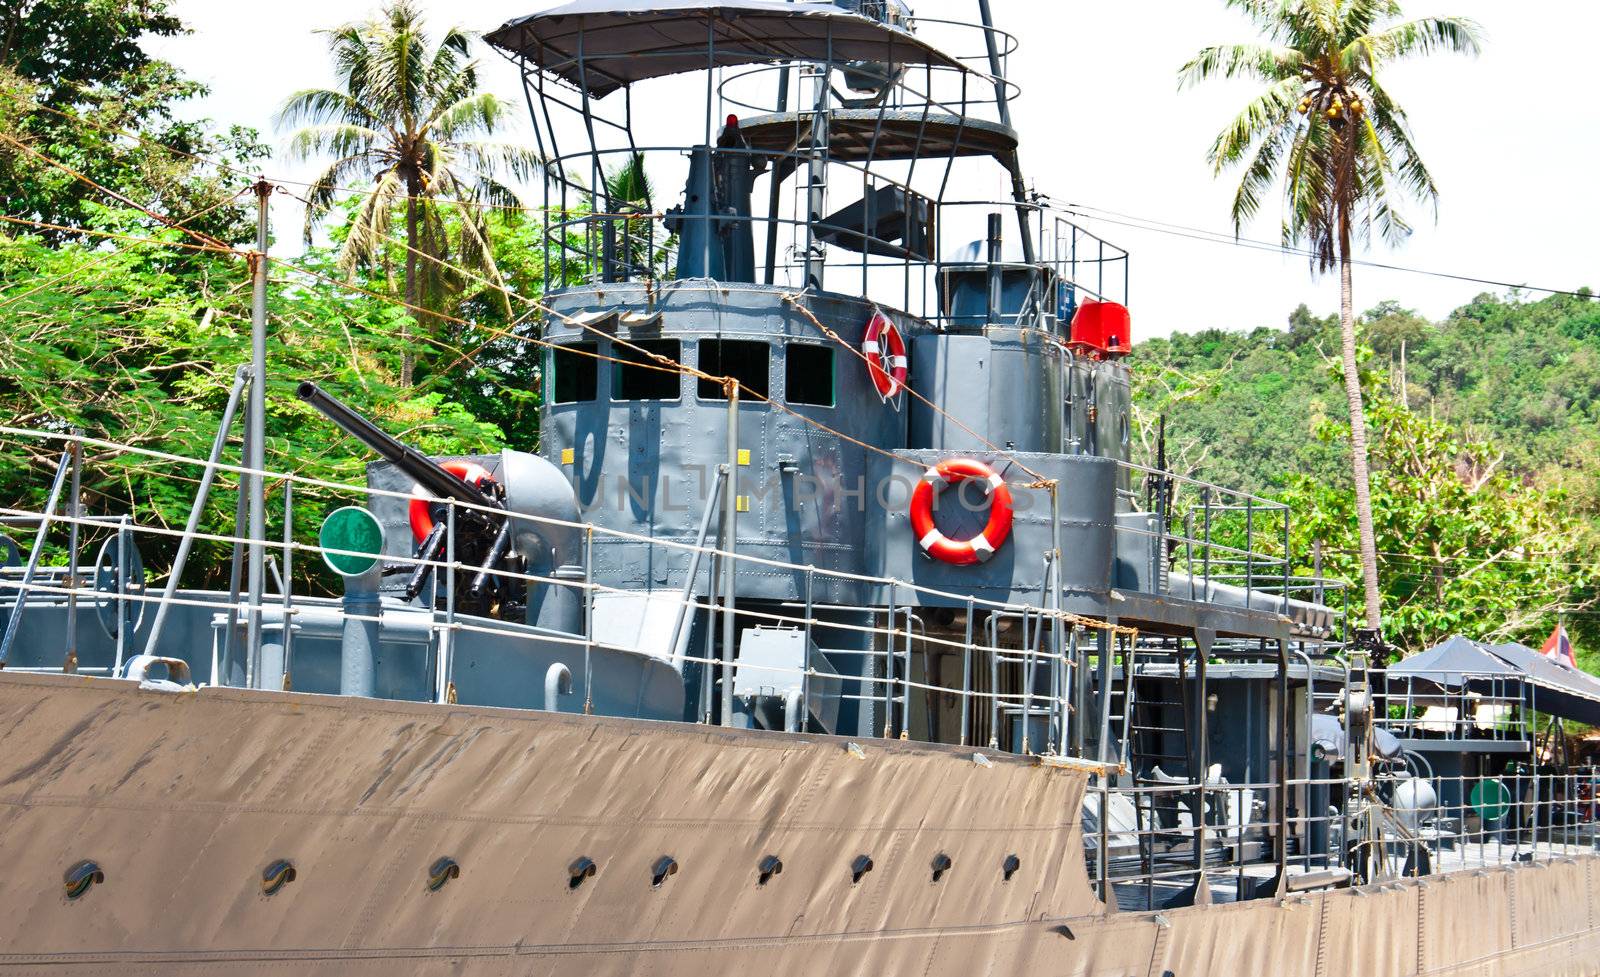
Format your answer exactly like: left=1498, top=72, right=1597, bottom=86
left=0, top=0, right=266, bottom=244
left=0, top=214, right=506, bottom=591
left=1283, top=389, right=1597, bottom=655
left=603, top=152, right=669, bottom=276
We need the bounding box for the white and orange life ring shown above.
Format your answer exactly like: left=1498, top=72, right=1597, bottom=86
left=862, top=310, right=907, bottom=402
left=408, top=460, right=496, bottom=543
left=909, top=458, right=1014, bottom=566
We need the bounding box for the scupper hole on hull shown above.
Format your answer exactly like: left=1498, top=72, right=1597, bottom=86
left=851, top=854, right=874, bottom=885
left=651, top=856, right=679, bottom=888
left=1002, top=854, right=1021, bottom=882
left=262, top=859, right=297, bottom=896
left=427, top=856, right=460, bottom=892
left=758, top=854, right=784, bottom=886
left=569, top=856, right=598, bottom=890
left=63, top=860, right=104, bottom=901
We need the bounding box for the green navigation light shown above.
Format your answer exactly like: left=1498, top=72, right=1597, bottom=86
left=319, top=506, right=385, bottom=577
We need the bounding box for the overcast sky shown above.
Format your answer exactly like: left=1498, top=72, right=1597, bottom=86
left=149, top=0, right=1600, bottom=338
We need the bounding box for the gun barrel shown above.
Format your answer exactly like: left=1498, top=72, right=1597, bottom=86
left=296, top=382, right=503, bottom=511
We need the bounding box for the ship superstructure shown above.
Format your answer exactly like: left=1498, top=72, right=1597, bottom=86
left=0, top=2, right=1598, bottom=973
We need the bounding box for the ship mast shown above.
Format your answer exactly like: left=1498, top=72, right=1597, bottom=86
left=975, top=0, right=1035, bottom=264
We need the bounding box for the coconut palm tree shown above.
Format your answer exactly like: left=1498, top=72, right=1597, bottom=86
left=603, top=152, right=660, bottom=276
left=277, top=0, right=542, bottom=385
left=1181, top=0, right=1480, bottom=633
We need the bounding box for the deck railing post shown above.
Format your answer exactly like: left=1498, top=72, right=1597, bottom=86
left=583, top=525, right=595, bottom=715
left=1244, top=497, right=1254, bottom=607
left=113, top=515, right=130, bottom=677
left=883, top=589, right=896, bottom=738
left=800, top=566, right=814, bottom=734
left=63, top=439, right=81, bottom=672
left=960, top=598, right=974, bottom=747
left=0, top=446, right=71, bottom=668
left=441, top=500, right=457, bottom=704
left=144, top=366, right=249, bottom=660
left=720, top=385, right=739, bottom=728
left=279, top=480, right=294, bottom=690
left=1098, top=777, right=1110, bottom=902
left=987, top=613, right=1000, bottom=750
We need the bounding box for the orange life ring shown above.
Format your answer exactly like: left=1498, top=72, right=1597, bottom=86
left=908, top=458, right=1014, bottom=566
left=862, top=310, right=907, bottom=402
left=408, top=460, right=495, bottom=543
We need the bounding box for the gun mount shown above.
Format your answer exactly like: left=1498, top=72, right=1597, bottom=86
left=297, top=382, right=524, bottom=619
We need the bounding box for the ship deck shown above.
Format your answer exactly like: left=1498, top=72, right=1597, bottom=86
left=1116, top=828, right=1600, bottom=910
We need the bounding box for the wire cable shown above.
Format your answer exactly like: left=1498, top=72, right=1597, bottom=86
left=1057, top=199, right=1599, bottom=301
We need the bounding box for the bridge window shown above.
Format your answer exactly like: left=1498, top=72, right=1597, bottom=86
left=551, top=343, right=597, bottom=403
left=698, top=340, right=770, bottom=400
left=612, top=339, right=682, bottom=401
left=786, top=344, right=834, bottom=407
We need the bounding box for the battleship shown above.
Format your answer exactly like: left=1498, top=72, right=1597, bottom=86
left=2, top=1, right=1600, bottom=974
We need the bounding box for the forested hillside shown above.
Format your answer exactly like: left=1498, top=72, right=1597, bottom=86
left=1135, top=293, right=1600, bottom=493
left=1134, top=292, right=1600, bottom=657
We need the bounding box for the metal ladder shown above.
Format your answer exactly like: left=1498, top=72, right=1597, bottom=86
left=1128, top=646, right=1196, bottom=779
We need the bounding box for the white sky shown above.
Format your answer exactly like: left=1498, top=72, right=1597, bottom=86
left=150, top=0, right=1600, bottom=338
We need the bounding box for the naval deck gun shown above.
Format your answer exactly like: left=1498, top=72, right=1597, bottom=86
left=297, top=382, right=584, bottom=629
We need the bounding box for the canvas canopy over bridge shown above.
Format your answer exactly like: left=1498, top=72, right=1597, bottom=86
left=486, top=0, right=965, bottom=98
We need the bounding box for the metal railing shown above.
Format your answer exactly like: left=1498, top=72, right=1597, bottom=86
left=529, top=142, right=1129, bottom=328
left=0, top=427, right=1124, bottom=759
left=1083, top=648, right=1599, bottom=909
left=1113, top=459, right=1349, bottom=638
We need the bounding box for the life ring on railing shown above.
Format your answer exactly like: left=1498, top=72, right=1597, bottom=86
left=408, top=460, right=495, bottom=543
left=908, top=458, right=1014, bottom=566
left=862, top=310, right=907, bottom=403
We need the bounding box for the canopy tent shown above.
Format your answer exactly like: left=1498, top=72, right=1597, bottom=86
left=1386, top=634, right=1518, bottom=689
left=1386, top=634, right=1600, bottom=727
left=487, top=0, right=966, bottom=98
left=1487, top=642, right=1600, bottom=726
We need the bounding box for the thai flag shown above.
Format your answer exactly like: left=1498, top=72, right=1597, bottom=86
left=1541, top=624, right=1578, bottom=669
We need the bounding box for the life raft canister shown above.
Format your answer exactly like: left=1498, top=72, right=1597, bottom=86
left=862, top=310, right=907, bottom=402
left=408, top=460, right=496, bottom=543
left=909, top=458, right=1014, bottom=566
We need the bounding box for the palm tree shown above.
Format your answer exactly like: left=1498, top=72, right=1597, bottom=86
left=1182, top=0, right=1480, bottom=634
left=603, top=153, right=660, bottom=276
left=277, top=0, right=541, bottom=385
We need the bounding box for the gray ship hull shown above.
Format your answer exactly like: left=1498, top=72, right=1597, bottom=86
left=0, top=671, right=1595, bottom=976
